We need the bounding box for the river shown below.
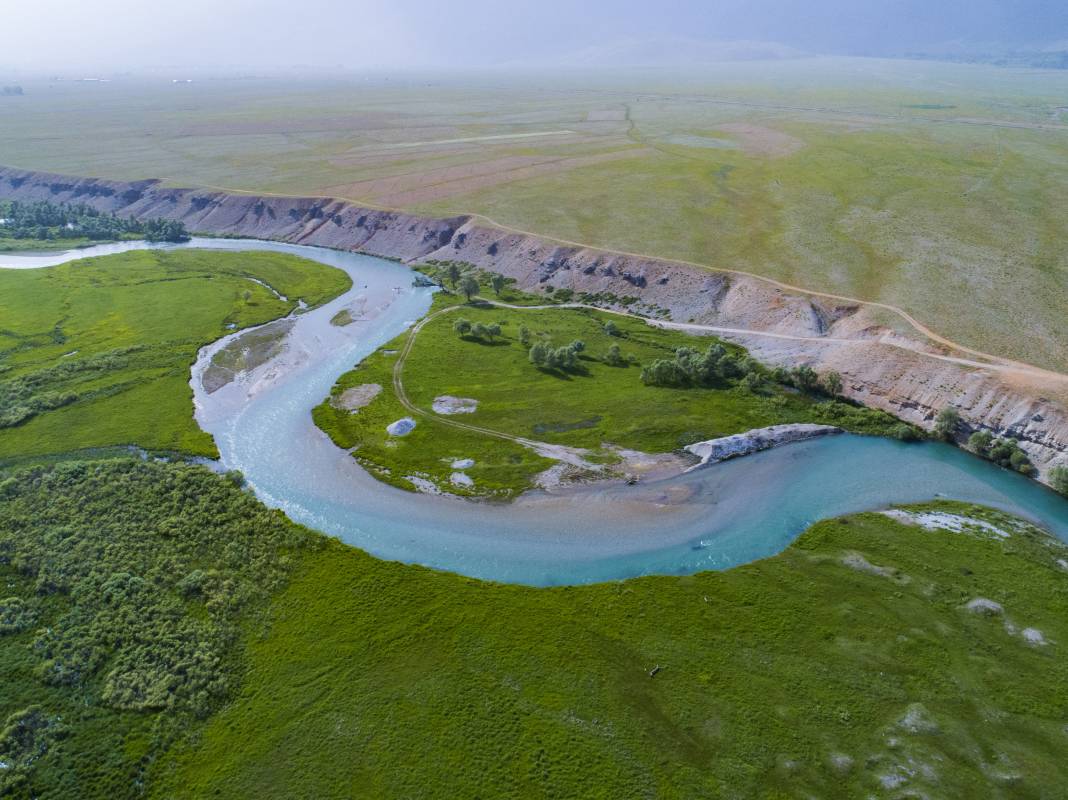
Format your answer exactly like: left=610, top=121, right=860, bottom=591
left=4, top=238, right=1068, bottom=586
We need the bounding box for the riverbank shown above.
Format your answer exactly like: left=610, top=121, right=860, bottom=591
left=5, top=458, right=1068, bottom=798
left=1, top=166, right=1066, bottom=485
left=314, top=287, right=910, bottom=500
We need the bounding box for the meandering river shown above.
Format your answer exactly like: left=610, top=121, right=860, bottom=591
left=4, top=238, right=1068, bottom=585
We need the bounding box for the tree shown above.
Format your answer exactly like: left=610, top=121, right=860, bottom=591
left=933, top=407, right=960, bottom=440
left=968, top=430, right=993, bottom=455
left=490, top=274, right=506, bottom=296
left=744, top=371, right=765, bottom=392
left=569, top=340, right=585, bottom=354
left=791, top=365, right=819, bottom=392
left=548, top=346, right=578, bottom=371
left=529, top=341, right=550, bottom=367
left=1050, top=465, right=1068, bottom=496
left=471, top=322, right=488, bottom=340
left=603, top=321, right=620, bottom=337
left=458, top=274, right=480, bottom=302
left=445, top=263, right=462, bottom=288
left=453, top=318, right=472, bottom=337
left=823, top=371, right=843, bottom=397
left=485, top=323, right=501, bottom=342
left=242, top=289, right=252, bottom=303
left=518, top=326, right=531, bottom=346
left=604, top=343, right=624, bottom=366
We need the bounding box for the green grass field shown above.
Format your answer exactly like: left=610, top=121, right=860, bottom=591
left=0, top=249, right=350, bottom=461
left=3, top=459, right=1067, bottom=798
left=2, top=60, right=1067, bottom=370
left=315, top=290, right=909, bottom=498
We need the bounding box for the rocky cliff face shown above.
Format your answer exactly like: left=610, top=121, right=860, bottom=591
left=3, top=165, right=1066, bottom=481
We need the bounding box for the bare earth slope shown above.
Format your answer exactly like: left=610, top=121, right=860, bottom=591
left=2, top=165, right=1066, bottom=481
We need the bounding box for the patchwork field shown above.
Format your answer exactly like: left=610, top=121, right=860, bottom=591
left=2, top=59, right=1068, bottom=371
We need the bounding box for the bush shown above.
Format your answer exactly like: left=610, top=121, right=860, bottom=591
left=1050, top=465, right=1068, bottom=496
left=933, top=407, right=960, bottom=440
left=890, top=423, right=922, bottom=442
left=603, top=343, right=625, bottom=367
left=968, top=430, right=994, bottom=454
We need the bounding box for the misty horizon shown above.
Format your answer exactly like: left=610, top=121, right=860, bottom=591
left=3, top=0, right=1068, bottom=74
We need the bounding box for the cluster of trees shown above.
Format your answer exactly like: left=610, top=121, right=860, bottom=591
left=967, top=430, right=1035, bottom=475
left=936, top=406, right=1037, bottom=476
left=0, top=200, right=189, bottom=243
left=529, top=339, right=585, bottom=372
left=0, top=459, right=311, bottom=723
left=430, top=261, right=509, bottom=301
left=1, top=85, right=23, bottom=96
left=640, top=343, right=752, bottom=388
left=453, top=318, right=501, bottom=342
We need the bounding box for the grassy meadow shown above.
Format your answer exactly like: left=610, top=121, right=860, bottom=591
left=2, top=60, right=1068, bottom=369
left=0, top=249, right=350, bottom=461
left=315, top=289, right=909, bottom=498
left=2, top=459, right=1067, bottom=798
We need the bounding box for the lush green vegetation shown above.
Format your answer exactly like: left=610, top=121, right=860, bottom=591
left=0, top=460, right=316, bottom=798
left=315, top=288, right=914, bottom=498
left=0, top=249, right=351, bottom=461
left=4, top=459, right=1067, bottom=797
left=0, top=199, right=188, bottom=251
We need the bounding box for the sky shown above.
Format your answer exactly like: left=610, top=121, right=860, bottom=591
left=4, top=0, right=1068, bottom=73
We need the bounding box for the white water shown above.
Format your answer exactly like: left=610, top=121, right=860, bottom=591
left=5, top=238, right=1068, bottom=586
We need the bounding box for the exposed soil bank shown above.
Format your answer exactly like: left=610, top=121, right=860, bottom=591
left=2, top=165, right=1066, bottom=482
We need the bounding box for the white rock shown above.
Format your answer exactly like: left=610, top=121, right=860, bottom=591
left=965, top=598, right=1004, bottom=616
left=387, top=417, right=416, bottom=436
left=450, top=472, right=474, bottom=487
left=1021, top=628, right=1048, bottom=646
left=684, top=424, right=841, bottom=469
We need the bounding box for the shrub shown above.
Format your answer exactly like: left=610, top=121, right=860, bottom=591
left=933, top=407, right=960, bottom=440
left=1050, top=465, right=1068, bottom=496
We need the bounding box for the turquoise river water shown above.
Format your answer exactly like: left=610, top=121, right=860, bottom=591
left=4, top=238, right=1068, bottom=585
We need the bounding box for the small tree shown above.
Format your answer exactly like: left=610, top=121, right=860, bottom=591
left=1050, top=465, right=1068, bottom=496
left=490, top=274, right=506, bottom=296
left=453, top=318, right=472, bottom=337
left=569, top=340, right=585, bottom=354
left=603, top=321, right=620, bottom=337
left=485, top=323, right=501, bottom=342
left=823, top=371, right=843, bottom=397
left=458, top=274, right=480, bottom=302
left=791, top=365, right=819, bottom=392
left=242, top=289, right=252, bottom=303
left=471, top=322, right=488, bottom=340
left=445, top=263, right=462, bottom=288
left=604, top=343, right=624, bottom=366
left=529, top=341, right=550, bottom=367
left=933, top=407, right=960, bottom=440
left=518, top=326, right=531, bottom=346
left=968, top=430, right=993, bottom=455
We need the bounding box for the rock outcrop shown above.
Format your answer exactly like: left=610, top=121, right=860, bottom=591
left=684, top=424, right=843, bottom=469
left=3, top=165, right=1067, bottom=483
